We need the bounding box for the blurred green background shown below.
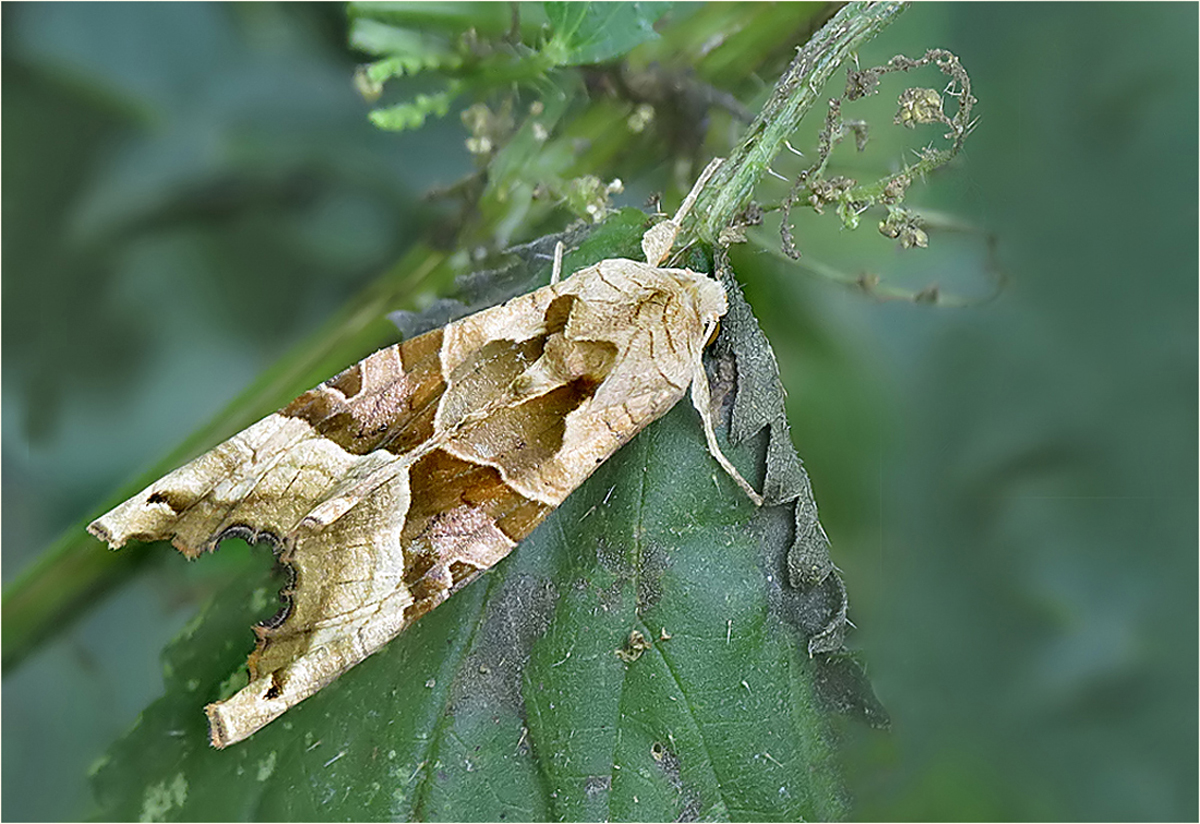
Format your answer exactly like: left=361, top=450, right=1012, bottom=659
left=3, top=3, right=1195, bottom=821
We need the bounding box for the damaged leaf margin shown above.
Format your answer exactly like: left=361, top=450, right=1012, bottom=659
left=712, top=247, right=887, bottom=727
left=89, top=213, right=859, bottom=821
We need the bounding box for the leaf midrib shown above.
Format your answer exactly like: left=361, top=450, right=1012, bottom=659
left=601, top=418, right=736, bottom=821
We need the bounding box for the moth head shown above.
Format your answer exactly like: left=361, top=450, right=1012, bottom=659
left=671, top=269, right=727, bottom=327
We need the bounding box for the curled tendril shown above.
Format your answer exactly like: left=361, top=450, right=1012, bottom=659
left=779, top=49, right=978, bottom=258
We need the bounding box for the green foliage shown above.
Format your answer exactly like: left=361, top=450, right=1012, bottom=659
left=91, top=407, right=843, bottom=819
left=368, top=89, right=455, bottom=131
left=543, top=2, right=669, bottom=65
left=349, top=2, right=671, bottom=133
left=89, top=215, right=845, bottom=822
left=7, top=3, right=939, bottom=821
left=7, top=4, right=1198, bottom=823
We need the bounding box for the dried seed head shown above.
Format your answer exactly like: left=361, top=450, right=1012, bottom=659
left=895, top=87, right=946, bottom=128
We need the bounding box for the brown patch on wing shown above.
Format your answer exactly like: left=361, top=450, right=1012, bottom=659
left=458, top=379, right=596, bottom=477
left=398, top=446, right=545, bottom=618
left=542, top=294, right=575, bottom=334
left=401, top=504, right=516, bottom=624
left=401, top=448, right=551, bottom=544
left=493, top=494, right=552, bottom=540
left=326, top=362, right=363, bottom=398
left=394, top=446, right=553, bottom=625
left=281, top=328, right=446, bottom=456
left=146, top=489, right=189, bottom=514
left=381, top=327, right=446, bottom=454
left=438, top=337, right=546, bottom=429
left=398, top=324, right=445, bottom=372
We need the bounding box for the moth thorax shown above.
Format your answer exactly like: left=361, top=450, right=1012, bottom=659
left=673, top=269, right=728, bottom=323
left=541, top=334, right=616, bottom=383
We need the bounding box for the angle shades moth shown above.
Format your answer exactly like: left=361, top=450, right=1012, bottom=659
left=89, top=159, right=763, bottom=748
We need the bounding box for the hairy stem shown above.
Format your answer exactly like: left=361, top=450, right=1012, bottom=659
left=691, top=1, right=908, bottom=241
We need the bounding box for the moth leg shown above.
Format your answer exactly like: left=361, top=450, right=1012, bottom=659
left=672, top=156, right=723, bottom=226
left=689, top=323, right=764, bottom=506
left=550, top=241, right=564, bottom=285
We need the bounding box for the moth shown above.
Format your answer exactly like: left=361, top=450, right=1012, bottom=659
left=89, top=159, right=762, bottom=748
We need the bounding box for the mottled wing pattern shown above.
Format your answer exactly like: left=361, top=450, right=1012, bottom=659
left=88, top=260, right=725, bottom=747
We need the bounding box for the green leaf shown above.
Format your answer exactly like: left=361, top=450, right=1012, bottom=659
left=544, top=2, right=670, bottom=66
left=91, top=415, right=844, bottom=821
left=89, top=220, right=847, bottom=821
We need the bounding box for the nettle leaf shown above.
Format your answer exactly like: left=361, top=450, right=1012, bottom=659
left=90, top=216, right=847, bottom=821
left=544, top=1, right=671, bottom=66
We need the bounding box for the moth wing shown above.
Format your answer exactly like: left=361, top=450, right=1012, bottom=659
left=87, top=262, right=728, bottom=747
left=88, top=332, right=455, bottom=745
left=88, top=294, right=569, bottom=746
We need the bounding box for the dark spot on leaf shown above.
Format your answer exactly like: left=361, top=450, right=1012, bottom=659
left=583, top=775, right=611, bottom=797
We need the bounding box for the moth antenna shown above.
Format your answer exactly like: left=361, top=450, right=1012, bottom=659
left=689, top=326, right=764, bottom=507
left=671, top=157, right=724, bottom=226
left=666, top=237, right=698, bottom=268
left=551, top=241, right=564, bottom=285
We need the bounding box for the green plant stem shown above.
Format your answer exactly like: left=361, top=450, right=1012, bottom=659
left=692, top=1, right=908, bottom=241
